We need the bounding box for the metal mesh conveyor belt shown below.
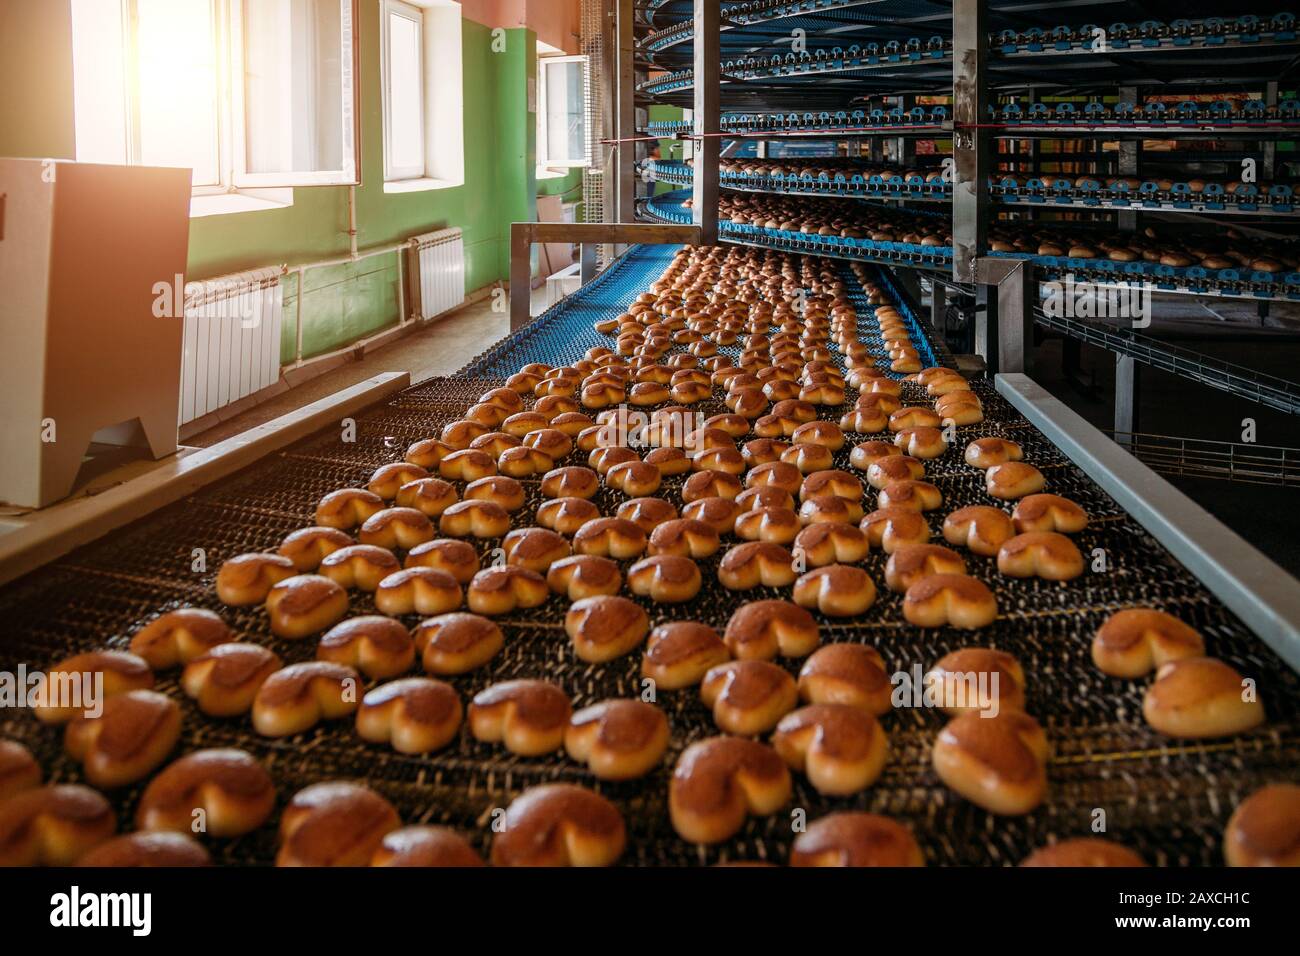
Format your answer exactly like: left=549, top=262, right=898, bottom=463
left=1, top=245, right=1297, bottom=867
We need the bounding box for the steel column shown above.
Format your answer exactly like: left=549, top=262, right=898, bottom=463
left=975, top=257, right=1034, bottom=375
left=1263, top=81, right=1278, bottom=181
left=952, top=0, right=989, bottom=283
left=1117, top=86, right=1138, bottom=231
left=930, top=280, right=946, bottom=329
left=692, top=0, right=721, bottom=245
left=1115, top=354, right=1138, bottom=439
left=615, top=0, right=636, bottom=224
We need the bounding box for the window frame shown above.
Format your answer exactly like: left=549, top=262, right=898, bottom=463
left=380, top=0, right=427, bottom=183
left=536, top=53, right=590, bottom=170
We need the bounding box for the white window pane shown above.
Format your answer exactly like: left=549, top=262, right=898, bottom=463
left=71, top=0, right=129, bottom=165
left=387, top=10, right=424, bottom=175
left=135, top=0, right=220, bottom=186
left=543, top=59, right=586, bottom=166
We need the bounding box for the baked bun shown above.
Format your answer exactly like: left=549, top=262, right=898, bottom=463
left=136, top=748, right=275, bottom=837
left=565, top=595, right=649, bottom=662
left=781, top=442, right=836, bottom=474
left=606, top=460, right=663, bottom=496
left=996, top=531, right=1084, bottom=580
left=374, top=567, right=462, bottom=617
left=464, top=475, right=526, bottom=512
left=926, top=647, right=1025, bottom=715
left=279, top=526, right=355, bottom=571
left=681, top=496, right=742, bottom=533
left=884, top=543, right=966, bottom=592
left=438, top=500, right=512, bottom=538
left=216, top=552, right=296, bottom=605
left=565, top=699, right=670, bottom=780
left=252, top=662, right=361, bottom=737
left=404, top=538, right=480, bottom=582
left=894, top=427, right=947, bottom=459
left=964, top=437, right=1023, bottom=469
left=645, top=446, right=691, bottom=475
left=773, top=705, right=888, bottom=796
left=682, top=470, right=744, bottom=502
left=790, top=812, right=924, bottom=867
left=491, top=784, right=626, bottom=867
left=277, top=782, right=399, bottom=867
left=545, top=554, right=622, bottom=600
left=648, top=518, right=722, bottom=559
left=315, top=488, right=384, bottom=530
left=317, top=616, right=415, bottom=679
left=1224, top=783, right=1300, bottom=867
left=265, top=574, right=350, bottom=639
left=616, top=496, right=678, bottom=535
left=736, top=487, right=796, bottom=514
left=1021, top=838, right=1146, bottom=867
left=502, top=527, right=571, bottom=573
left=541, top=466, right=600, bottom=500
left=1012, top=494, right=1087, bottom=534
left=129, top=608, right=232, bottom=669
left=319, top=545, right=401, bottom=592
left=849, top=440, right=902, bottom=472
left=792, top=521, right=869, bottom=567
left=724, top=600, right=820, bottom=660
left=627, top=554, right=702, bottom=603
left=0, top=740, right=41, bottom=801
left=497, top=445, right=553, bottom=477
left=735, top=507, right=802, bottom=544
left=932, top=710, right=1048, bottom=815
left=793, top=564, right=878, bottom=617
left=405, top=438, right=454, bottom=469
left=747, top=461, right=805, bottom=495
left=466, top=566, right=549, bottom=615
left=669, top=737, right=792, bottom=844
left=368, top=462, right=429, bottom=500
left=866, top=455, right=925, bottom=490
left=77, top=831, right=210, bottom=867
left=642, top=622, right=731, bottom=690
left=903, top=573, right=997, bottom=629
left=1091, top=609, right=1205, bottom=678
left=791, top=420, right=845, bottom=451
left=800, top=469, right=864, bottom=503
left=0, top=784, right=116, bottom=866
left=64, top=690, right=182, bottom=789
left=798, top=643, right=891, bottom=715
left=700, top=660, right=799, bottom=735
left=692, top=447, right=746, bottom=476
left=942, top=505, right=1015, bottom=556
left=414, top=612, right=504, bottom=675
left=573, top=517, right=648, bottom=559
left=180, top=643, right=282, bottom=716
left=985, top=461, right=1046, bottom=500
left=371, top=826, right=485, bottom=867
left=524, top=428, right=573, bottom=462
left=356, top=677, right=462, bottom=754
left=718, top=541, right=797, bottom=589
left=468, top=680, right=572, bottom=755
left=859, top=507, right=930, bottom=553
left=535, top=496, right=601, bottom=536
left=1142, top=657, right=1264, bottom=739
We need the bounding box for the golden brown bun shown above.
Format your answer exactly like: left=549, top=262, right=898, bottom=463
left=884, top=543, right=966, bottom=592
left=371, top=826, right=484, bottom=867
left=793, top=521, right=870, bottom=567
left=0, top=784, right=116, bottom=866
left=903, top=573, right=997, bottom=629
left=800, top=469, right=864, bottom=503
left=414, top=612, right=504, bottom=675
left=645, top=446, right=691, bottom=475
left=791, top=420, right=845, bottom=451
left=793, top=564, right=878, bottom=617
left=469, top=679, right=572, bottom=755
left=565, top=595, right=649, bottom=663
left=683, top=469, right=744, bottom=502
left=128, top=608, right=232, bottom=670
left=735, top=507, right=802, bottom=545
left=997, top=531, right=1084, bottom=581
left=718, top=541, right=797, bottom=589
left=65, top=690, right=182, bottom=789
left=405, top=438, right=455, bottom=469
left=747, top=461, right=805, bottom=494
left=540, top=466, right=600, bottom=500
left=368, top=462, right=429, bottom=500
left=279, top=526, right=356, bottom=571
left=616, top=496, right=678, bottom=535
left=724, top=600, right=820, bottom=661
left=543, top=555, right=620, bottom=601
left=317, top=616, right=415, bottom=679
left=374, top=566, right=462, bottom=617
left=464, top=475, right=526, bottom=512
left=877, top=479, right=943, bottom=513
left=1224, top=783, right=1300, bottom=867
left=438, top=500, right=512, bottom=538
left=642, top=622, right=731, bottom=690
left=466, top=566, right=549, bottom=616
left=265, top=574, right=350, bottom=639
left=849, top=440, right=902, bottom=472
left=0, top=740, right=41, bottom=801
left=790, top=812, right=924, bottom=867
left=565, top=699, right=670, bottom=780
left=798, top=643, right=892, bottom=715
left=866, top=455, right=925, bottom=490
left=859, top=507, right=930, bottom=553
left=963, top=437, right=1023, bottom=470
left=180, top=643, right=282, bottom=717
left=501, top=527, right=571, bottom=574
left=491, top=784, right=626, bottom=866
left=648, top=518, right=722, bottom=559
left=573, top=517, right=648, bottom=559
left=926, top=647, right=1025, bottom=715
left=942, top=505, right=1015, bottom=557
left=681, top=496, right=742, bottom=534
left=136, top=748, right=275, bottom=837
left=277, top=782, right=399, bottom=867
left=1142, top=657, right=1265, bottom=739
left=700, top=660, right=799, bottom=735
left=737, top=486, right=796, bottom=513
left=356, top=677, right=462, bottom=754
left=669, top=737, right=792, bottom=845
left=932, top=710, right=1048, bottom=815
left=773, top=705, right=888, bottom=796
left=314, top=488, right=384, bottom=530
left=497, top=445, right=553, bottom=477
left=1092, top=609, right=1205, bottom=678
left=252, top=661, right=361, bottom=737
left=627, top=554, right=702, bottom=603
left=404, top=538, right=479, bottom=582
left=77, top=831, right=210, bottom=867
left=894, top=426, right=947, bottom=459
left=318, top=545, right=401, bottom=592
left=1021, top=838, right=1146, bottom=867
left=985, top=461, right=1046, bottom=500
left=781, top=441, right=835, bottom=474
left=1012, top=493, right=1087, bottom=535
left=216, top=552, right=297, bottom=605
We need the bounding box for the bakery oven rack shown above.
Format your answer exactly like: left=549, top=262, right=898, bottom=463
left=1, top=243, right=1297, bottom=867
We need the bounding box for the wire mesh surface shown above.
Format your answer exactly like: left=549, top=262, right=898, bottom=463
left=1, top=246, right=1297, bottom=868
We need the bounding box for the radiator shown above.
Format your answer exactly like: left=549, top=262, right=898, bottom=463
left=179, top=266, right=285, bottom=426
left=409, top=227, right=466, bottom=321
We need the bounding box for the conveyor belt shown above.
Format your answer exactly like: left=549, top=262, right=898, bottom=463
left=1, top=244, right=1297, bottom=866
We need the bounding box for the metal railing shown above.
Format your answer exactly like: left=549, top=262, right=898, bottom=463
left=1110, top=431, right=1300, bottom=487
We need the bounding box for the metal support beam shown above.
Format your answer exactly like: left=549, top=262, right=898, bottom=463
left=976, top=257, right=1034, bottom=375
left=895, top=94, right=916, bottom=167
left=615, top=0, right=636, bottom=224
left=580, top=243, right=598, bottom=285
left=930, top=280, right=946, bottom=330
left=510, top=222, right=702, bottom=330
left=1263, top=81, right=1278, bottom=181
left=1117, top=86, right=1138, bottom=231
left=692, top=0, right=721, bottom=245
left=952, top=0, right=989, bottom=283
left=1115, top=354, right=1138, bottom=438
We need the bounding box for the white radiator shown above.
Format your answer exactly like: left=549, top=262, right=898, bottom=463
left=410, top=227, right=466, bottom=320
left=179, top=266, right=285, bottom=426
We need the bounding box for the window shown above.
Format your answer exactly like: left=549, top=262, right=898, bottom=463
left=537, top=55, right=588, bottom=169
left=380, top=0, right=463, bottom=191
left=71, top=0, right=360, bottom=211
